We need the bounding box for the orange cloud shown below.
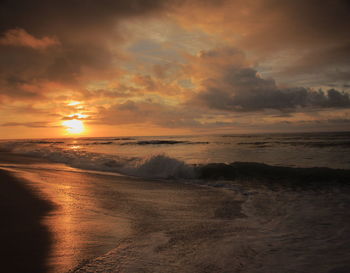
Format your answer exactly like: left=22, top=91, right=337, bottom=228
left=0, top=28, right=60, bottom=49
left=1, top=0, right=350, bottom=138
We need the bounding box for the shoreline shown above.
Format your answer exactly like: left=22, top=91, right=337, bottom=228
left=0, top=152, right=246, bottom=273
left=1, top=152, right=350, bottom=273
left=2, top=149, right=350, bottom=191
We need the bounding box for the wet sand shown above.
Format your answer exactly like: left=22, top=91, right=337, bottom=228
left=1, top=152, right=349, bottom=273
left=0, top=168, right=53, bottom=273
left=0, top=152, right=246, bottom=272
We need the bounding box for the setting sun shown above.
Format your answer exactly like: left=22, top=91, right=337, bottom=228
left=62, top=119, right=85, bottom=134
left=1, top=2, right=350, bottom=273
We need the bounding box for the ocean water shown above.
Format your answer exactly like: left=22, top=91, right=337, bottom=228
left=1, top=131, right=350, bottom=181
left=1, top=132, right=350, bottom=273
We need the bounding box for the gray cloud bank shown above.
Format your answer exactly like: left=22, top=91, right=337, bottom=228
left=197, top=68, right=350, bottom=112
left=189, top=48, right=350, bottom=112
left=1, top=0, right=350, bottom=133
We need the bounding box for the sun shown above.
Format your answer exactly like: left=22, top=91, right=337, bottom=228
left=62, top=119, right=85, bottom=134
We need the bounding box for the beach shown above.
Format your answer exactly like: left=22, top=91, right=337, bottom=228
left=1, top=151, right=350, bottom=273
left=2, top=0, right=350, bottom=270
left=0, top=152, right=247, bottom=272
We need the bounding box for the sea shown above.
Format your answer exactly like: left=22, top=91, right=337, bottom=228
left=1, top=131, right=349, bottom=181
left=1, top=131, right=350, bottom=272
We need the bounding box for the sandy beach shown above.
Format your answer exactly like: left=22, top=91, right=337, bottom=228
left=2, top=0, right=350, bottom=271
left=0, top=168, right=52, bottom=273
left=1, top=151, right=349, bottom=273
left=0, top=152, right=247, bottom=273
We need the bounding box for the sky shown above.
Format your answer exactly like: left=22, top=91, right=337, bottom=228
left=1, top=0, right=350, bottom=138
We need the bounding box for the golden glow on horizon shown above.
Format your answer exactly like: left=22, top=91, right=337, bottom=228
left=62, top=119, right=85, bottom=134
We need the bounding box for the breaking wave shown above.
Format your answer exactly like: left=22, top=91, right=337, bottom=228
left=22, top=140, right=65, bottom=144
left=238, top=141, right=350, bottom=148
left=80, top=137, right=135, bottom=141
left=119, top=140, right=209, bottom=145
left=1, top=141, right=349, bottom=186
left=68, top=141, right=115, bottom=146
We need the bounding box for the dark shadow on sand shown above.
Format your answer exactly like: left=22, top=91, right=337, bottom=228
left=0, top=169, right=54, bottom=273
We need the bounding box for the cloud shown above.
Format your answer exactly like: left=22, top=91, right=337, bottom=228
left=190, top=48, right=350, bottom=112
left=1, top=0, right=350, bottom=136
left=173, top=0, right=350, bottom=88
left=0, top=121, right=53, bottom=128
left=278, top=43, right=350, bottom=85
left=197, top=82, right=350, bottom=112
left=2, top=0, right=348, bottom=102
left=175, top=0, right=350, bottom=51
left=0, top=0, right=174, bottom=102
left=0, top=28, right=59, bottom=49
left=0, top=0, right=169, bottom=33
left=96, top=100, right=203, bottom=128
left=61, top=114, right=91, bottom=121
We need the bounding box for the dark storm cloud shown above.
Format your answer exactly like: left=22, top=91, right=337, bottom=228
left=2, top=0, right=349, bottom=101
left=178, top=0, right=350, bottom=85
left=0, top=0, right=175, bottom=100
left=290, top=44, right=350, bottom=72
left=283, top=43, right=350, bottom=83
left=192, top=48, right=350, bottom=112
left=255, top=0, right=350, bottom=83
left=1, top=0, right=350, bottom=135
left=177, top=0, right=350, bottom=49
left=198, top=85, right=350, bottom=112
left=248, top=0, right=350, bottom=49
left=0, top=0, right=169, bottom=34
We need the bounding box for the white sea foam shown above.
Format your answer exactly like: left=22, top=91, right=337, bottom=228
left=1, top=133, right=350, bottom=183
left=0, top=141, right=196, bottom=179
left=1, top=138, right=349, bottom=273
